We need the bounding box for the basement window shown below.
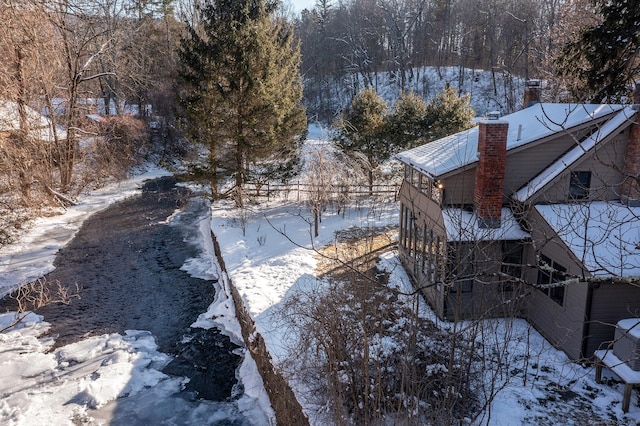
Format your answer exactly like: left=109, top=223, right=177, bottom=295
left=569, top=171, right=591, bottom=200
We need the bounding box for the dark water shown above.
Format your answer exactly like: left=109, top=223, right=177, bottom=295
left=1, top=176, right=249, bottom=422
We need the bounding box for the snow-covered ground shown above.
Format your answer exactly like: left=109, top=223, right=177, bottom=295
left=2, top=126, right=640, bottom=425
left=210, top=189, right=640, bottom=425
left=210, top=125, right=640, bottom=425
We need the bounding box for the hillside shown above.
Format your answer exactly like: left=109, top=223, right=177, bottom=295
left=303, top=66, right=526, bottom=122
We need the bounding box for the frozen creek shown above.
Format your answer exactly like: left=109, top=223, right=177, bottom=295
left=1, top=176, right=252, bottom=425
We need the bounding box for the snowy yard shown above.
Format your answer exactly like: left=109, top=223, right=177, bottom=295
left=211, top=183, right=640, bottom=425
left=208, top=126, right=640, bottom=425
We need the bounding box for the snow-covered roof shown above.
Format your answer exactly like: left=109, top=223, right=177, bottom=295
left=442, top=208, right=530, bottom=242
left=536, top=202, right=640, bottom=278
left=0, top=100, right=52, bottom=132
left=0, top=100, right=66, bottom=141
left=514, top=107, right=636, bottom=202
left=395, top=103, right=626, bottom=178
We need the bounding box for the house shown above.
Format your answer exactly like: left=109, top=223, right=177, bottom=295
left=395, top=83, right=640, bottom=360
left=0, top=100, right=66, bottom=143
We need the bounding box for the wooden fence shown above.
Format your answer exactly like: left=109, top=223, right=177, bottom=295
left=241, top=181, right=401, bottom=202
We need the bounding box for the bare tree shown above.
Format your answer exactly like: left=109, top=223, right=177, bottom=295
left=303, top=143, right=368, bottom=237
left=1, top=278, right=79, bottom=333
left=0, top=2, right=62, bottom=203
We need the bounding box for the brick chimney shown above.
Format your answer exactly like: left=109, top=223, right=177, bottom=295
left=621, top=83, right=640, bottom=205
left=523, top=79, right=542, bottom=108
left=475, top=119, right=509, bottom=228
left=622, top=117, right=640, bottom=206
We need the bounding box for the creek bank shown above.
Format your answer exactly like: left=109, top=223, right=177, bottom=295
left=210, top=230, right=310, bottom=426
left=1, top=176, right=242, bottom=405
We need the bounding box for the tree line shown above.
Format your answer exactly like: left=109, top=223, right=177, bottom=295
left=1, top=0, right=639, bottom=231
left=296, top=0, right=640, bottom=114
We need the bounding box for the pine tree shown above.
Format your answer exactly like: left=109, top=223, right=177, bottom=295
left=424, top=85, right=474, bottom=142
left=555, top=0, right=640, bottom=102
left=385, top=91, right=429, bottom=150
left=177, top=0, right=307, bottom=201
left=333, top=87, right=389, bottom=191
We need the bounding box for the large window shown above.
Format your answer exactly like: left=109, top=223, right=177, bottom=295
left=447, top=243, right=474, bottom=293
left=400, top=203, right=445, bottom=286
left=404, top=166, right=414, bottom=186
left=569, top=171, right=591, bottom=200
left=400, top=204, right=414, bottom=257
left=419, top=175, right=432, bottom=198
left=501, top=241, right=524, bottom=292
left=537, top=254, right=567, bottom=306
left=421, top=230, right=444, bottom=285
left=404, top=166, right=442, bottom=205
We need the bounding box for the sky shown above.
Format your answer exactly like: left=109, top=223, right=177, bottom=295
left=1, top=124, right=640, bottom=424
left=286, top=0, right=316, bottom=13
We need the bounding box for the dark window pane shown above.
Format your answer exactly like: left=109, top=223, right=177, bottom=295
left=549, top=286, right=565, bottom=305
left=569, top=171, right=591, bottom=199
left=502, top=241, right=523, bottom=277
left=537, top=254, right=566, bottom=306
left=537, top=254, right=552, bottom=285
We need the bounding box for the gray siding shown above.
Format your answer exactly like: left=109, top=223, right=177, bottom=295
left=525, top=282, right=589, bottom=360
left=584, top=283, right=640, bottom=357
left=530, top=129, right=629, bottom=204
left=523, top=208, right=590, bottom=360
left=443, top=241, right=528, bottom=321
left=505, top=137, right=578, bottom=196
left=398, top=179, right=447, bottom=318
left=443, top=168, right=476, bottom=206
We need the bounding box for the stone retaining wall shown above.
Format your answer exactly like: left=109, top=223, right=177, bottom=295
left=210, top=231, right=309, bottom=426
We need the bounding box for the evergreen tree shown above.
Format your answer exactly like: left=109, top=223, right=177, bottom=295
left=555, top=0, right=640, bottom=102
left=333, top=87, right=389, bottom=191
left=424, top=85, right=474, bottom=142
left=177, top=0, right=307, bottom=201
left=385, top=91, right=429, bottom=150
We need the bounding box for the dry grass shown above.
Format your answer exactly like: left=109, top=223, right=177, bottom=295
left=315, top=225, right=397, bottom=283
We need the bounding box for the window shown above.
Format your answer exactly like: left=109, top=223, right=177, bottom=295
left=405, top=166, right=417, bottom=186
left=537, top=254, right=567, bottom=306
left=414, top=224, right=423, bottom=274
left=548, top=285, right=565, bottom=305
left=419, top=175, right=432, bottom=198
left=433, top=184, right=443, bottom=204
left=447, top=243, right=474, bottom=293
left=405, top=207, right=414, bottom=257
left=401, top=204, right=414, bottom=252
left=501, top=241, right=524, bottom=292
left=569, top=171, right=591, bottom=200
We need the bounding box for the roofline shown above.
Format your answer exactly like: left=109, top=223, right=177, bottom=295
left=506, top=108, right=623, bottom=157
left=513, top=106, right=637, bottom=203
left=398, top=104, right=629, bottom=180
